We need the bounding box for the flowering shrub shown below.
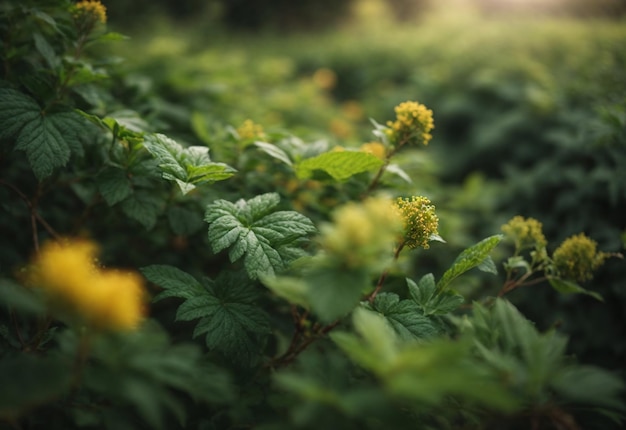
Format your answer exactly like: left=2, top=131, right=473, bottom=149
left=0, top=2, right=624, bottom=430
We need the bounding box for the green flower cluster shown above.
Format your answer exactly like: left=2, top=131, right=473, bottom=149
left=395, top=196, right=439, bottom=249
left=385, top=101, right=435, bottom=147
left=501, top=215, right=547, bottom=251
left=553, top=234, right=608, bottom=282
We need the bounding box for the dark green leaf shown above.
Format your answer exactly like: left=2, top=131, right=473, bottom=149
left=205, top=193, right=316, bottom=279
left=0, top=88, right=88, bottom=179
left=367, top=293, right=439, bottom=340
left=408, top=275, right=463, bottom=315
left=141, top=265, right=205, bottom=302
left=295, top=151, right=384, bottom=181
left=120, top=190, right=163, bottom=230
left=548, top=277, right=603, bottom=301
left=407, top=274, right=436, bottom=307
left=167, top=206, right=204, bottom=236
left=437, top=235, right=503, bottom=292
left=97, top=166, right=132, bottom=206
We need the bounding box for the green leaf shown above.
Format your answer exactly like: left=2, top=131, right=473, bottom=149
left=205, top=193, right=316, bottom=279
left=0, top=279, right=46, bottom=316
left=253, top=141, right=293, bottom=166
left=143, top=133, right=235, bottom=194
left=260, top=275, right=310, bottom=309
left=33, top=32, right=59, bottom=70
left=0, top=88, right=88, bottom=180
left=306, top=267, right=369, bottom=322
left=141, top=268, right=269, bottom=366
left=295, top=150, right=384, bottom=181
left=167, top=206, right=204, bottom=236
left=408, top=275, right=464, bottom=315
left=120, top=190, right=163, bottom=230
left=437, top=235, right=503, bottom=292
left=366, top=293, right=439, bottom=341
left=141, top=265, right=205, bottom=302
left=547, top=277, right=604, bottom=301
left=0, top=354, right=73, bottom=416
left=97, top=166, right=132, bottom=206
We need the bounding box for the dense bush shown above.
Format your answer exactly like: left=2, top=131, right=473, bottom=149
left=1, top=1, right=625, bottom=429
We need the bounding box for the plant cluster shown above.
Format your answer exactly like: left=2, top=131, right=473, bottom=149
left=1, top=2, right=625, bottom=430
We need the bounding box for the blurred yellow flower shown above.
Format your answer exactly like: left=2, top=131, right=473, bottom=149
left=73, top=0, right=107, bottom=24
left=237, top=119, right=265, bottom=140
left=501, top=216, right=547, bottom=250
left=553, top=233, right=608, bottom=282
left=30, top=239, right=145, bottom=331
left=312, top=68, right=337, bottom=90
left=385, top=101, right=434, bottom=147
left=395, top=196, right=439, bottom=249
left=360, top=142, right=386, bottom=160
left=319, top=196, right=403, bottom=270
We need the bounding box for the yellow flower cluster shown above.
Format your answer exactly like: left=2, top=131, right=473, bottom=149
left=237, top=119, right=265, bottom=141
left=501, top=216, right=547, bottom=250
left=395, top=196, right=439, bottom=249
left=319, top=196, right=404, bottom=270
left=73, top=0, right=107, bottom=24
left=553, top=233, right=608, bottom=282
left=30, top=239, right=145, bottom=331
left=360, top=142, right=386, bottom=160
left=385, top=101, right=434, bottom=147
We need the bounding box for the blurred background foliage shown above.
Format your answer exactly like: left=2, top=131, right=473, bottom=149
left=1, top=0, right=624, bottom=427
left=97, top=0, right=626, bottom=379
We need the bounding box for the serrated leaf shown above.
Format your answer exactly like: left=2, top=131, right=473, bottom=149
left=295, top=150, right=384, bottom=181
left=547, top=277, right=603, bottom=302
left=437, top=235, right=503, bottom=292
left=367, top=293, right=439, bottom=341
left=120, top=190, right=163, bottom=230
left=97, top=166, right=132, bottom=206
left=253, top=141, right=293, bottom=166
left=0, top=88, right=88, bottom=179
left=408, top=275, right=463, bottom=315
left=140, top=268, right=269, bottom=366
left=477, top=255, right=498, bottom=274
left=205, top=193, right=316, bottom=279
left=143, top=133, right=235, bottom=194
left=141, top=265, right=205, bottom=302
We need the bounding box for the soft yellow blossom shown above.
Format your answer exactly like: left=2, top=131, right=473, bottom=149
left=553, top=233, right=608, bottom=282
left=319, top=196, right=404, bottom=270
left=237, top=119, right=265, bottom=141
left=312, top=68, right=337, bottom=90
left=360, top=142, right=386, bottom=160
left=501, top=216, right=547, bottom=250
left=73, top=0, right=107, bottom=24
left=30, top=239, right=145, bottom=331
left=395, top=196, right=439, bottom=249
left=385, top=101, right=434, bottom=147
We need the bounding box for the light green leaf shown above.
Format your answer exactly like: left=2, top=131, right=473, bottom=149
left=407, top=274, right=436, bottom=307
left=143, top=133, right=235, bottom=194
left=366, top=293, right=439, bottom=340
left=260, top=275, right=310, bottom=309
left=205, top=193, right=316, bottom=279
left=306, top=267, right=369, bottom=322
left=254, top=141, right=293, bottom=166
left=437, top=235, right=503, bottom=292
left=477, top=255, right=498, bottom=274
left=547, top=277, right=604, bottom=302
left=385, top=163, right=412, bottom=183
left=295, top=150, right=384, bottom=181
left=408, top=275, right=464, bottom=315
